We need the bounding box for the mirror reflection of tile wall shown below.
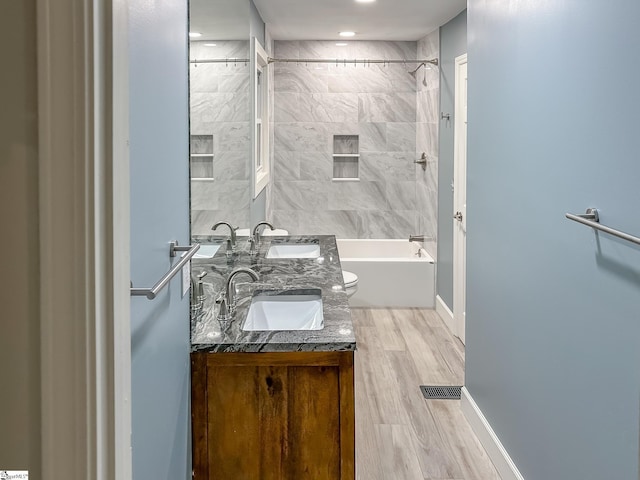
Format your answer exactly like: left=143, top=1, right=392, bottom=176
left=268, top=37, right=439, bottom=241
left=190, top=40, right=251, bottom=235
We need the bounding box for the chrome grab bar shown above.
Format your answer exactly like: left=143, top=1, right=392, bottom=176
left=131, top=241, right=201, bottom=300
left=565, top=208, right=640, bottom=247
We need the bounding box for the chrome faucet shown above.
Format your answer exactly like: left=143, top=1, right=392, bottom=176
left=217, top=267, right=259, bottom=321
left=190, top=271, right=207, bottom=319
left=249, top=221, right=275, bottom=255
left=212, top=221, right=238, bottom=250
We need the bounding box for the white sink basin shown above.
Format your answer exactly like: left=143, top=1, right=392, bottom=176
left=193, top=244, right=220, bottom=259
left=266, top=244, right=320, bottom=259
left=242, top=291, right=324, bottom=331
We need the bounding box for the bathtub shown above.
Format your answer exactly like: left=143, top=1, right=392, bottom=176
left=336, top=239, right=435, bottom=308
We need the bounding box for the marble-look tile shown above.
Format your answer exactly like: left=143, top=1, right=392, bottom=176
left=274, top=151, right=301, bottom=181
left=416, top=155, right=438, bottom=192
left=417, top=89, right=439, bottom=123
left=422, top=239, right=437, bottom=259
left=211, top=208, right=251, bottom=230
left=359, top=123, right=387, bottom=152
left=417, top=32, right=439, bottom=59
left=190, top=180, right=218, bottom=210
left=217, top=72, right=250, bottom=93
left=275, top=93, right=358, bottom=123
left=358, top=210, right=418, bottom=239
left=387, top=123, right=416, bottom=152
left=332, top=157, right=359, bottom=180
left=416, top=122, right=439, bottom=157
left=190, top=134, right=213, bottom=154
left=191, top=209, right=250, bottom=236
left=191, top=92, right=248, bottom=124
left=189, top=64, right=219, bottom=93
left=190, top=210, right=218, bottom=236
left=299, top=40, right=358, bottom=60
left=191, top=156, right=214, bottom=179
left=417, top=183, right=437, bottom=238
left=274, top=123, right=331, bottom=152
left=271, top=210, right=299, bottom=234
left=215, top=122, right=250, bottom=152
left=386, top=181, right=417, bottom=211
left=273, top=180, right=329, bottom=210
left=297, top=210, right=360, bottom=238
left=274, top=64, right=329, bottom=93
left=354, top=41, right=417, bottom=61
left=359, top=152, right=415, bottom=182
left=274, top=41, right=300, bottom=58
left=358, top=93, right=416, bottom=123
left=216, top=180, right=250, bottom=212
left=300, top=152, right=334, bottom=181
left=328, top=181, right=388, bottom=211
left=418, top=214, right=437, bottom=241
left=214, top=152, right=249, bottom=181
left=328, top=65, right=415, bottom=94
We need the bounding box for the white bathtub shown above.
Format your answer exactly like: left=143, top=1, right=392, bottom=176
left=336, top=239, right=435, bottom=308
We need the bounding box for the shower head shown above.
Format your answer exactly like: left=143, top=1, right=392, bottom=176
left=408, top=62, right=428, bottom=86
left=408, top=63, right=424, bottom=77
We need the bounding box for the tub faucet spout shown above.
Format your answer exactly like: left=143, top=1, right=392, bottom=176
left=409, top=234, right=426, bottom=242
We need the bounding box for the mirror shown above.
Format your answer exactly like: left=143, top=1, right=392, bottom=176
left=189, top=0, right=252, bottom=235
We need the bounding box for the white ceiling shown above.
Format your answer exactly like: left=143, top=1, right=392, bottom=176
left=252, top=0, right=466, bottom=41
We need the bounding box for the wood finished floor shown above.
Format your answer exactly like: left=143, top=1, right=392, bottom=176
left=353, top=308, right=501, bottom=480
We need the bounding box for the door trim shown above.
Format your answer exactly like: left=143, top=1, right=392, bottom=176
left=37, top=0, right=131, bottom=478
left=452, top=53, right=468, bottom=344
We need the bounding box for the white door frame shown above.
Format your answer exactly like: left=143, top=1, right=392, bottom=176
left=453, top=53, right=468, bottom=345
left=37, top=0, right=131, bottom=478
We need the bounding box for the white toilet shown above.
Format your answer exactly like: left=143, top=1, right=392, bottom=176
left=342, top=270, right=359, bottom=298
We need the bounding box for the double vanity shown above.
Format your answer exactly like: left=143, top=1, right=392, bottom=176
left=190, top=234, right=356, bottom=479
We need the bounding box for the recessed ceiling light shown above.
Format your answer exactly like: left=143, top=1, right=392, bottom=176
left=355, top=0, right=376, bottom=3
left=189, top=32, right=202, bottom=38
left=204, top=43, right=217, bottom=47
left=339, top=31, right=356, bottom=37
left=336, top=42, right=349, bottom=47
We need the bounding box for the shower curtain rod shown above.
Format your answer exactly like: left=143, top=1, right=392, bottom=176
left=268, top=57, right=438, bottom=66
left=189, top=57, right=438, bottom=66
left=190, top=58, right=250, bottom=64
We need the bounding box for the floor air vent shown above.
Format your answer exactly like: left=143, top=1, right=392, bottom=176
left=420, top=385, right=462, bottom=400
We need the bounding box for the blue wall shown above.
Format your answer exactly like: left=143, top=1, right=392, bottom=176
left=466, top=1, right=640, bottom=478
left=129, top=0, right=191, bottom=478
left=437, top=10, right=467, bottom=310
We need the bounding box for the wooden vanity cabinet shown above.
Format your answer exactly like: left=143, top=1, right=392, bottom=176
left=191, top=351, right=355, bottom=480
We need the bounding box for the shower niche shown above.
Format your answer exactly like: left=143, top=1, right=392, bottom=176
left=190, top=134, right=214, bottom=180
left=332, top=135, right=359, bottom=181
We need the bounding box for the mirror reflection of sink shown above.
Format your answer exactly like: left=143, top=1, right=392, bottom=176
left=266, top=244, right=320, bottom=259
left=242, top=290, right=324, bottom=331
left=193, top=244, right=220, bottom=259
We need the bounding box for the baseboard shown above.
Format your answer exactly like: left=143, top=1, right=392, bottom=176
left=435, top=295, right=455, bottom=335
left=461, top=387, right=525, bottom=480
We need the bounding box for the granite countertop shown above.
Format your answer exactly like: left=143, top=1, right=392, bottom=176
left=189, top=235, right=356, bottom=353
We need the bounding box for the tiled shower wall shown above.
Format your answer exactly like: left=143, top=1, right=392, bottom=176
left=416, top=31, right=440, bottom=257
left=190, top=41, right=251, bottom=235
left=269, top=41, right=423, bottom=239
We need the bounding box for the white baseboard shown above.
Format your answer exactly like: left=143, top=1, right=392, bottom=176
left=461, top=387, right=525, bottom=480
left=436, top=295, right=455, bottom=335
